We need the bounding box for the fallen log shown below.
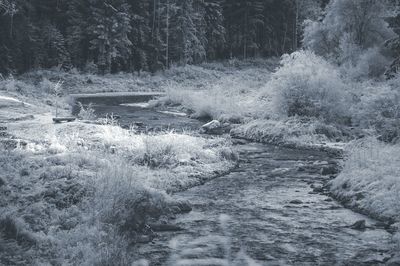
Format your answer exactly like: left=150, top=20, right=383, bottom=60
left=53, top=117, right=76, bottom=123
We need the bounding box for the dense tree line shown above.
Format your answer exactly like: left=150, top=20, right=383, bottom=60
left=0, top=0, right=326, bottom=74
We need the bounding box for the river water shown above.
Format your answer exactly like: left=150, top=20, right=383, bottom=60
left=90, top=100, right=395, bottom=266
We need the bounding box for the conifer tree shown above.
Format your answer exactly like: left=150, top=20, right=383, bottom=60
left=67, top=0, right=91, bottom=69
left=203, top=0, right=225, bottom=60
left=88, top=0, right=132, bottom=73
left=170, top=0, right=205, bottom=64
left=128, top=0, right=152, bottom=72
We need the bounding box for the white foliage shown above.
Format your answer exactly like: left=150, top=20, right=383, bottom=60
left=330, top=138, right=400, bottom=221
left=303, top=0, right=395, bottom=78
left=264, top=51, right=349, bottom=122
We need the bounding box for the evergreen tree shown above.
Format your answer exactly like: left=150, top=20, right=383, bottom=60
left=67, top=0, right=91, bottom=69
left=128, top=0, right=152, bottom=72
left=88, top=0, right=132, bottom=73
left=170, top=0, right=206, bottom=64
left=203, top=0, right=225, bottom=60
left=223, top=0, right=264, bottom=58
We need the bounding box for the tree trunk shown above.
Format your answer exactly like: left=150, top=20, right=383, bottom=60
left=165, top=0, right=169, bottom=69
left=152, top=0, right=156, bottom=38
left=10, top=13, right=13, bottom=39
left=293, top=0, right=298, bottom=51
left=243, top=7, right=248, bottom=59
left=282, top=23, right=288, bottom=54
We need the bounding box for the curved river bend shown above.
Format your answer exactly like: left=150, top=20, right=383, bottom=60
left=88, top=99, right=394, bottom=266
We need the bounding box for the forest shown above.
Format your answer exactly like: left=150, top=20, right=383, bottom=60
left=0, top=0, right=331, bottom=74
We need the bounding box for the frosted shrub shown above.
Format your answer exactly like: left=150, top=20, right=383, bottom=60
left=358, top=48, right=390, bottom=78
left=77, top=102, right=96, bottom=120
left=302, top=19, right=337, bottom=59
left=267, top=51, right=350, bottom=123
left=367, top=92, right=400, bottom=143
left=340, top=47, right=391, bottom=80
left=330, top=138, right=400, bottom=221
left=39, top=78, right=57, bottom=94
left=303, top=0, right=395, bottom=79
left=351, top=80, right=400, bottom=142
left=0, top=74, right=30, bottom=93
left=94, top=162, right=168, bottom=234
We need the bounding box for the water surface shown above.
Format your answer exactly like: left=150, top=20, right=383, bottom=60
left=90, top=99, right=394, bottom=266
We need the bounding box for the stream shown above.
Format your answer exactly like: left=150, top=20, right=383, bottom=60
left=87, top=99, right=395, bottom=266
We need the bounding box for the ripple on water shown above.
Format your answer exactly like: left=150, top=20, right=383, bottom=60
left=133, top=142, right=394, bottom=265
left=90, top=103, right=394, bottom=266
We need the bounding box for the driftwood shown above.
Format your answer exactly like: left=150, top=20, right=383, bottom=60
left=52, top=117, right=76, bottom=123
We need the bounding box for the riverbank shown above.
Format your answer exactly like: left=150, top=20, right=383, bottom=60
left=0, top=92, right=237, bottom=265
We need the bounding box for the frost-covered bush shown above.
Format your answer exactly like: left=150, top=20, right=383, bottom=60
left=340, top=47, right=391, bottom=79
left=303, top=0, right=395, bottom=78
left=351, top=79, right=400, bottom=142
left=266, top=51, right=350, bottom=123
left=77, top=102, right=96, bottom=120
left=39, top=78, right=58, bottom=94
left=303, top=0, right=394, bottom=58
left=0, top=75, right=32, bottom=93
left=93, top=162, right=169, bottom=234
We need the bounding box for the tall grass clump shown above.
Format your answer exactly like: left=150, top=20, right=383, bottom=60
left=154, top=65, right=273, bottom=122
left=92, top=161, right=169, bottom=236
left=43, top=157, right=171, bottom=265
left=266, top=51, right=350, bottom=124
left=77, top=102, right=97, bottom=120
left=330, top=138, right=400, bottom=221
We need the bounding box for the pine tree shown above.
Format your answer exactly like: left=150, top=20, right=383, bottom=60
left=0, top=0, right=15, bottom=73
left=127, top=0, right=152, bottom=72
left=88, top=0, right=132, bottom=74
left=223, top=0, right=264, bottom=59
left=170, top=0, right=206, bottom=65
left=203, top=0, right=225, bottom=60
left=67, top=0, right=91, bottom=69
left=41, top=22, right=70, bottom=69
